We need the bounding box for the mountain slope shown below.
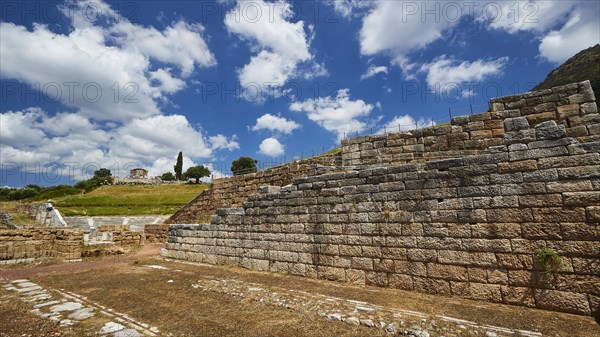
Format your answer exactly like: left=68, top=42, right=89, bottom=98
left=533, top=44, right=600, bottom=98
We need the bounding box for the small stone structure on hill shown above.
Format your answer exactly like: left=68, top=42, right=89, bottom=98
left=163, top=81, right=600, bottom=317
left=129, top=168, right=148, bottom=179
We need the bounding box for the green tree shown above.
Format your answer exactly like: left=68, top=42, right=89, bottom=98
left=231, top=156, right=257, bottom=176
left=174, top=151, right=183, bottom=180
left=160, top=172, right=176, bottom=181
left=185, top=165, right=211, bottom=184
left=94, top=168, right=112, bottom=178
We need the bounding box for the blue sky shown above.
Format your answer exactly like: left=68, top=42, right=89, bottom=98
left=1, top=0, right=599, bottom=186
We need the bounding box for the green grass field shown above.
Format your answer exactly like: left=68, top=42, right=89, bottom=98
left=53, top=184, right=209, bottom=216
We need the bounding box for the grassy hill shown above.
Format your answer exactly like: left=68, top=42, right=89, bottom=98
left=533, top=44, right=600, bottom=98
left=53, top=184, right=209, bottom=216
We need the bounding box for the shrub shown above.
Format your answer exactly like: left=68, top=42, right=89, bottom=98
left=536, top=247, right=563, bottom=274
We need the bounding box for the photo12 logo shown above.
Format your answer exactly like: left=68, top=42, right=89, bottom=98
left=399, top=1, right=539, bottom=24
left=1, top=82, right=140, bottom=104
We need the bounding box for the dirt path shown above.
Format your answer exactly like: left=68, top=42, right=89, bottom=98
left=2, top=248, right=599, bottom=336
left=0, top=244, right=163, bottom=280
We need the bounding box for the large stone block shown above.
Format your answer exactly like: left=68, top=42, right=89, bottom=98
left=504, top=117, right=529, bottom=132
left=534, top=289, right=591, bottom=315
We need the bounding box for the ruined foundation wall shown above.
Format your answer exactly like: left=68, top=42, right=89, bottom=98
left=342, top=81, right=598, bottom=166
left=164, top=82, right=600, bottom=316
left=166, top=158, right=345, bottom=224
left=97, top=225, right=144, bottom=246
left=0, top=228, right=83, bottom=262
left=144, top=224, right=169, bottom=243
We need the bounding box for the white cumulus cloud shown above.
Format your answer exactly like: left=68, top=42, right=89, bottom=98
left=419, top=56, right=508, bottom=91
left=251, top=113, right=301, bottom=134
left=290, top=89, right=375, bottom=141
left=361, top=65, right=388, bottom=80
left=258, top=137, right=285, bottom=157
left=224, top=0, right=324, bottom=99
left=0, top=0, right=215, bottom=123
left=209, top=134, right=240, bottom=151
left=380, top=115, right=433, bottom=133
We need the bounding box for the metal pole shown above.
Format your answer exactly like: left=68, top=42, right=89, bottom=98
left=470, top=104, right=473, bottom=115
left=448, top=108, right=452, bottom=119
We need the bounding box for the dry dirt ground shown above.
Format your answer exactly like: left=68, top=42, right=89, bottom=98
left=1, top=244, right=599, bottom=337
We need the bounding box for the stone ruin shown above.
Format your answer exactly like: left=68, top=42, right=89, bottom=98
left=163, top=81, right=600, bottom=317
left=0, top=212, right=16, bottom=229
left=129, top=168, right=148, bottom=179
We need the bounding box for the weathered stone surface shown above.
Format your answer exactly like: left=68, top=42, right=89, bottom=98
left=504, top=117, right=529, bottom=132
left=534, top=289, right=591, bottom=315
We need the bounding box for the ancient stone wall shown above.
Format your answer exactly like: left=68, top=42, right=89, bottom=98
left=144, top=224, right=169, bottom=243
left=342, top=81, right=598, bottom=166
left=97, top=225, right=143, bottom=246
left=166, top=158, right=345, bottom=224
left=163, top=81, right=599, bottom=316
left=0, top=228, right=83, bottom=262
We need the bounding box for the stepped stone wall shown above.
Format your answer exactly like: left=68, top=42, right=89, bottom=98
left=342, top=81, right=598, bottom=166
left=163, top=81, right=599, bottom=316
left=0, top=228, right=83, bottom=262
left=166, top=158, right=345, bottom=224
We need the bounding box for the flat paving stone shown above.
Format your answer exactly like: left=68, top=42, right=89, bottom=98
left=16, top=282, right=38, bottom=288
left=99, top=322, right=126, bottom=334
left=114, top=329, right=144, bottom=337
left=34, top=300, right=61, bottom=308
left=11, top=279, right=30, bottom=283
left=68, top=307, right=95, bottom=320
left=15, top=286, right=43, bottom=293
left=50, top=301, right=83, bottom=313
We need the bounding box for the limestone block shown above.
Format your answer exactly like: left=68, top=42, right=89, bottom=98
left=504, top=130, right=536, bottom=145
left=503, top=117, right=529, bottom=132
left=501, top=286, right=536, bottom=307
left=534, top=289, right=591, bottom=315
left=451, top=282, right=503, bottom=302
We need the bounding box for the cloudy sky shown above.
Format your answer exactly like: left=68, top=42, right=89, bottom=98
left=1, top=0, right=599, bottom=186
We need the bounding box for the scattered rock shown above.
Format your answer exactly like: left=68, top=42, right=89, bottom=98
left=344, top=316, right=360, bottom=325
left=385, top=323, right=398, bottom=334
left=327, top=313, right=342, bottom=321
left=360, top=319, right=375, bottom=327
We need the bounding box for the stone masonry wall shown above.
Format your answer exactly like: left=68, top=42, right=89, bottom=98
left=144, top=224, right=169, bottom=243
left=97, top=225, right=144, bottom=246
left=0, top=228, right=83, bottom=262
left=164, top=82, right=599, bottom=316
left=342, top=81, right=598, bottom=166
left=166, top=160, right=345, bottom=224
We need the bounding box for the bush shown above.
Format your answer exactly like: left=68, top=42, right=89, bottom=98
left=536, top=247, right=563, bottom=274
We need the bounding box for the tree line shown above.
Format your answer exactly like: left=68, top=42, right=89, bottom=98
left=2, top=153, right=260, bottom=201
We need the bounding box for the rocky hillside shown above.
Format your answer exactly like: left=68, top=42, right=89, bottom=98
left=533, top=44, right=600, bottom=98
